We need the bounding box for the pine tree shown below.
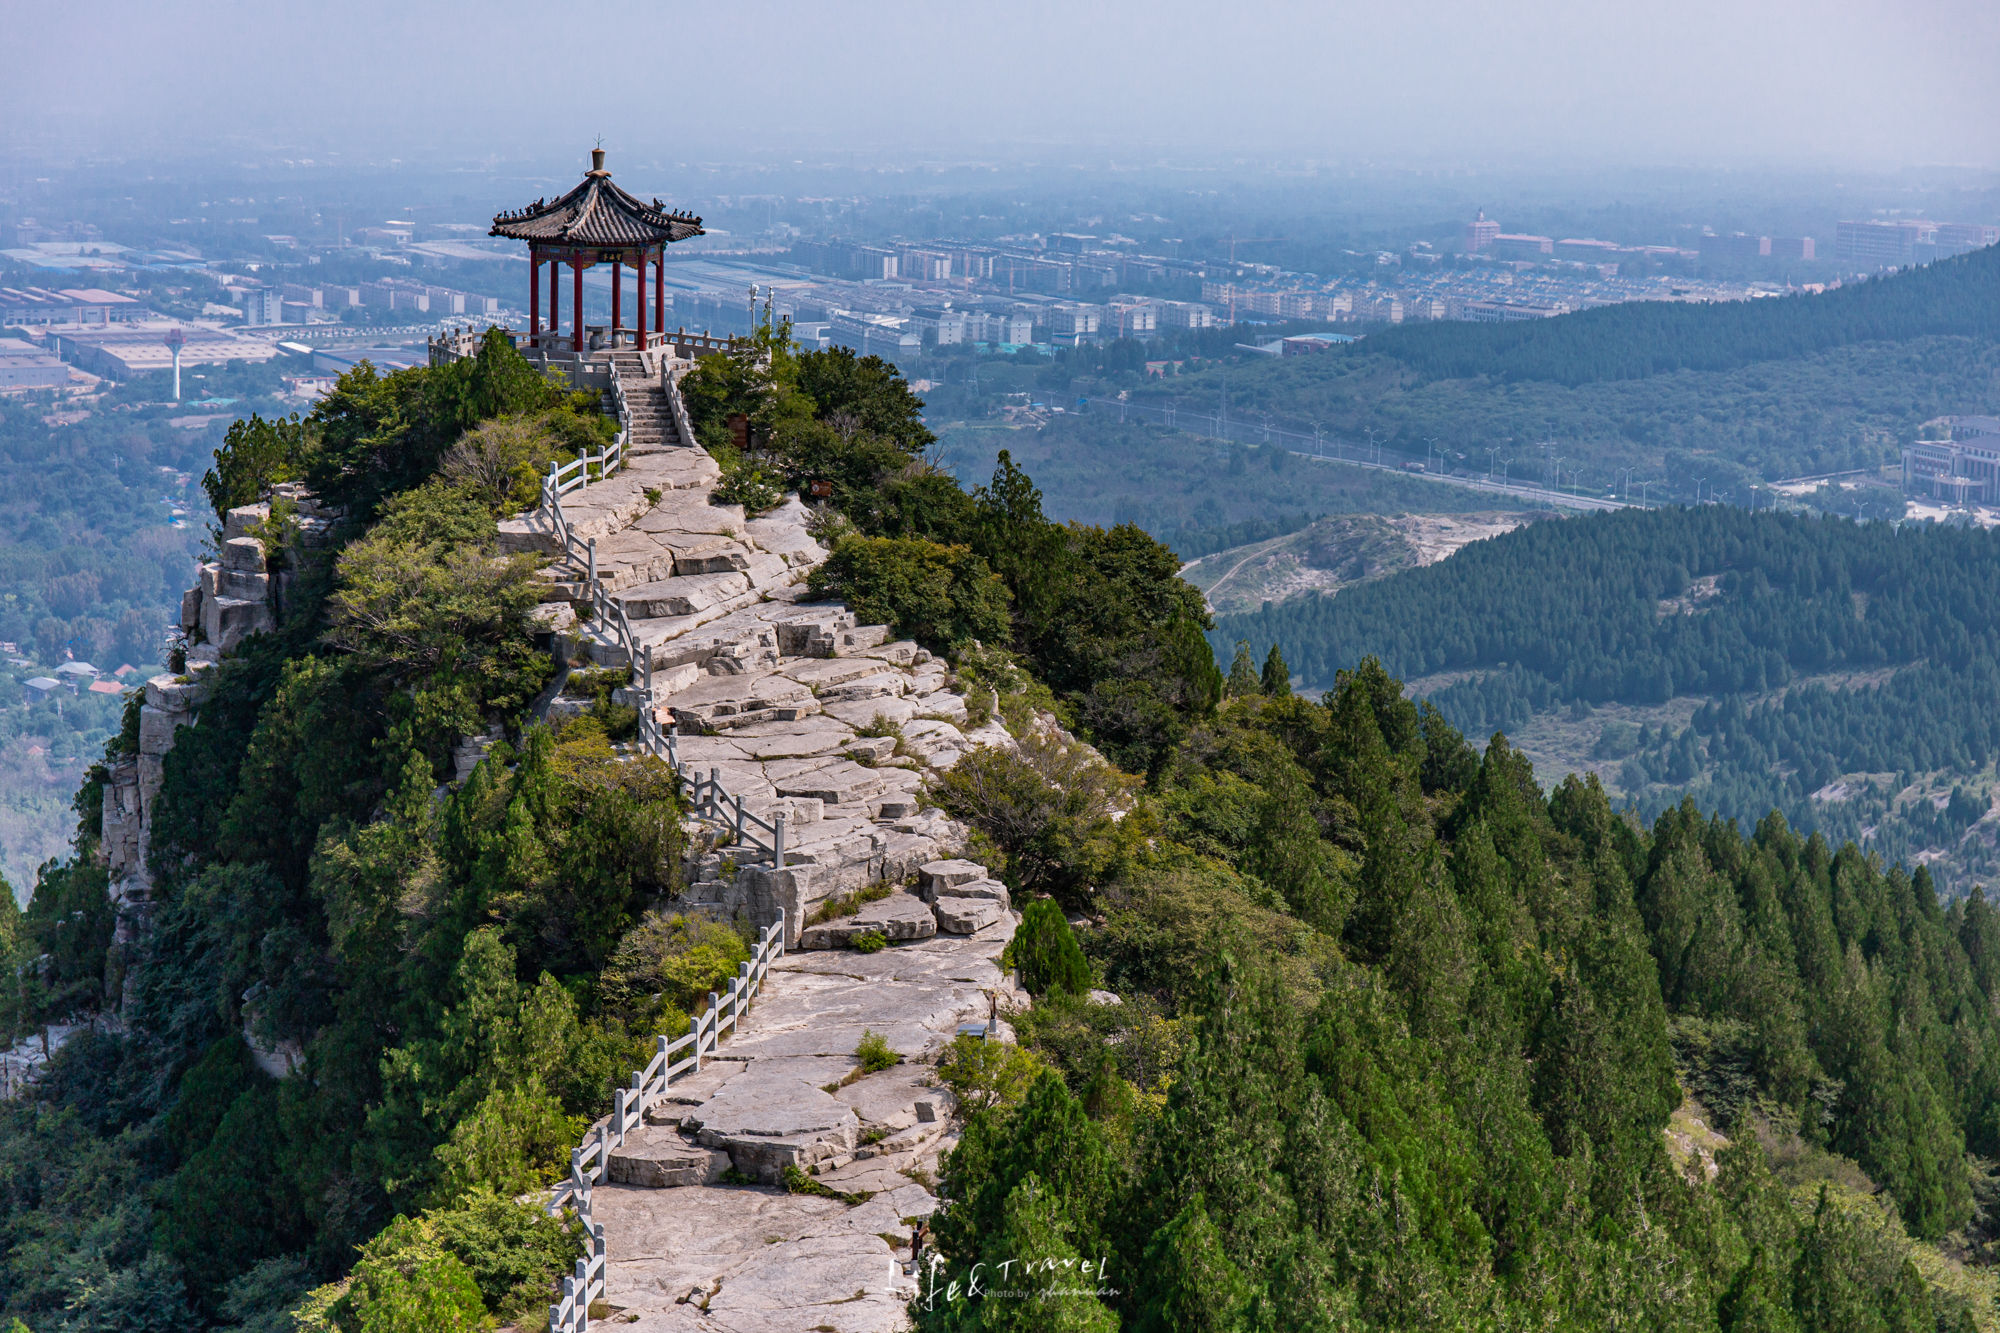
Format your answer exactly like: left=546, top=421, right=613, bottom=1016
left=1014, top=899, right=1092, bottom=998
left=972, top=1174, right=1120, bottom=1333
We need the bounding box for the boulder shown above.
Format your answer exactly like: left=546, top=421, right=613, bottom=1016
left=605, top=1124, right=732, bottom=1188
left=685, top=1073, right=860, bottom=1183
left=942, top=877, right=1010, bottom=910
left=219, top=536, right=267, bottom=573
left=201, top=596, right=274, bottom=654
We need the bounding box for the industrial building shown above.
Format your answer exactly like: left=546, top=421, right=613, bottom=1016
left=1903, top=417, right=2000, bottom=504
left=0, top=286, right=141, bottom=326
left=1835, top=220, right=2000, bottom=268
left=0, top=337, right=69, bottom=390
left=46, top=322, right=278, bottom=378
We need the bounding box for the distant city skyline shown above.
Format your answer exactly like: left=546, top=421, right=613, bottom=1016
left=3, top=0, right=1998, bottom=170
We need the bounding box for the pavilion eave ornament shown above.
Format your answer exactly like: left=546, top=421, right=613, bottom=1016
left=488, top=149, right=703, bottom=248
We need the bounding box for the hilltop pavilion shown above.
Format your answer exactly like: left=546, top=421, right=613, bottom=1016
left=490, top=148, right=703, bottom=354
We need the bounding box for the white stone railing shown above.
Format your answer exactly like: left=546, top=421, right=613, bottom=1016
left=539, top=360, right=640, bottom=672
left=547, top=917, right=785, bottom=1333
left=659, top=364, right=699, bottom=449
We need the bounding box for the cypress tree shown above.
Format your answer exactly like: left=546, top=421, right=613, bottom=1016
left=1015, top=898, right=1092, bottom=998
left=1260, top=644, right=1291, bottom=697
left=1225, top=641, right=1260, bottom=698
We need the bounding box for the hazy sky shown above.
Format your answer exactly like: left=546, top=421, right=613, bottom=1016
left=4, top=0, right=1998, bottom=170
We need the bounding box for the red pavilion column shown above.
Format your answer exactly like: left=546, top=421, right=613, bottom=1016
left=636, top=250, right=647, bottom=351
left=572, top=259, right=584, bottom=353
left=654, top=245, right=665, bottom=347
left=528, top=247, right=540, bottom=347
left=549, top=260, right=561, bottom=350
left=611, top=258, right=622, bottom=343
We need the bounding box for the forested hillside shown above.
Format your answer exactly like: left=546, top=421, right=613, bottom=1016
left=937, top=413, right=1490, bottom=560
left=1218, top=506, right=2000, bottom=892
left=1094, top=250, right=2000, bottom=507
left=1367, top=240, right=2000, bottom=385
left=4, top=331, right=1999, bottom=1331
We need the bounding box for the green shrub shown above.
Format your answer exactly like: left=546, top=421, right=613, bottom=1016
left=936, top=1032, right=1043, bottom=1114
left=599, top=911, right=752, bottom=1033
left=1014, top=898, right=1092, bottom=998
left=856, top=1028, right=901, bottom=1072
left=343, top=1216, right=486, bottom=1333
left=424, top=1187, right=582, bottom=1320
left=853, top=931, right=888, bottom=954
left=710, top=445, right=784, bottom=515
left=806, top=535, right=1010, bottom=653
left=926, top=729, right=1132, bottom=909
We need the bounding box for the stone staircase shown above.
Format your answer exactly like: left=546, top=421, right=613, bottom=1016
left=607, top=349, right=681, bottom=451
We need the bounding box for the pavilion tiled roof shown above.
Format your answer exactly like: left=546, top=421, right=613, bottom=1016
left=490, top=152, right=703, bottom=248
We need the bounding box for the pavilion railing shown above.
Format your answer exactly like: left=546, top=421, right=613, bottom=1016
left=546, top=916, right=786, bottom=1333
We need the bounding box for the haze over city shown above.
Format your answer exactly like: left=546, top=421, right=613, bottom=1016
left=4, top=0, right=1999, bottom=168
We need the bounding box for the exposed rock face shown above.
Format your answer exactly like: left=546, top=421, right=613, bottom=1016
left=180, top=490, right=337, bottom=666
left=103, top=671, right=212, bottom=942
left=112, top=486, right=338, bottom=947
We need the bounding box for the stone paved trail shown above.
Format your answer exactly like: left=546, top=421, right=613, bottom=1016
left=593, top=917, right=1017, bottom=1332
left=514, top=370, right=1025, bottom=1332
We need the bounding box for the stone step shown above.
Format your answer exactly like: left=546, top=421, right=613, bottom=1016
left=798, top=891, right=938, bottom=950
left=615, top=571, right=752, bottom=619
left=605, top=1124, right=732, bottom=1188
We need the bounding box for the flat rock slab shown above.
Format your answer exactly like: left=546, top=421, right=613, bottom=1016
left=607, top=1123, right=733, bottom=1188
left=775, top=759, right=888, bottom=806
left=832, top=1063, right=952, bottom=1131
left=689, top=1073, right=858, bottom=1139
left=934, top=894, right=1007, bottom=935
left=620, top=571, right=753, bottom=618
left=799, top=892, right=937, bottom=950
left=597, top=1184, right=917, bottom=1331
left=735, top=726, right=860, bottom=760
left=820, top=697, right=920, bottom=729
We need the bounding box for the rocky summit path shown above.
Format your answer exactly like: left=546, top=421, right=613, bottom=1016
left=593, top=915, right=1016, bottom=1332
left=515, top=385, right=1024, bottom=1333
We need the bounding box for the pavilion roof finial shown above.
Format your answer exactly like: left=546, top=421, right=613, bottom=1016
left=589, top=144, right=607, bottom=175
